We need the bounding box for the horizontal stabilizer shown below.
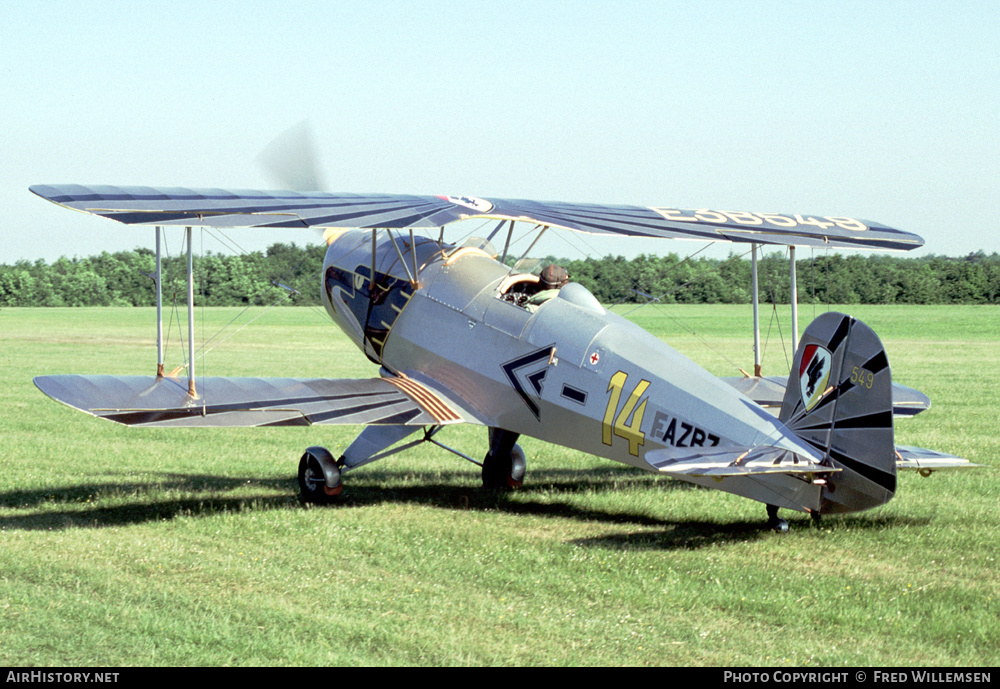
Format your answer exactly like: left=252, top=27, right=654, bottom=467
left=721, top=375, right=930, bottom=417
left=645, top=445, right=839, bottom=478
left=34, top=374, right=465, bottom=428
left=895, top=445, right=985, bottom=472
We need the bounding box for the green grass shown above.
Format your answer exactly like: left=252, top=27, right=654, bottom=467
left=0, top=305, right=997, bottom=666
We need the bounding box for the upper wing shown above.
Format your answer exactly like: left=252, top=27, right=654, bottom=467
left=34, top=374, right=472, bottom=428
left=30, top=185, right=924, bottom=251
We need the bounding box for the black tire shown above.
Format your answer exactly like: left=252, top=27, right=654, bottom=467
left=482, top=443, right=526, bottom=491
left=298, top=446, right=342, bottom=505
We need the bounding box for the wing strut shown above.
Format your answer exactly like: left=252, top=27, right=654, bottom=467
left=512, top=224, right=547, bottom=273
left=790, top=245, right=799, bottom=351
left=409, top=229, right=419, bottom=284
left=500, top=219, right=515, bottom=265
left=155, top=226, right=164, bottom=378
left=185, top=226, right=197, bottom=398
left=750, top=244, right=800, bottom=375
left=371, top=228, right=378, bottom=285
left=750, top=242, right=799, bottom=378
left=385, top=230, right=415, bottom=284
left=751, top=243, right=761, bottom=376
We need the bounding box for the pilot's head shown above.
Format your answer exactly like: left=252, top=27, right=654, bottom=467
left=540, top=264, right=569, bottom=290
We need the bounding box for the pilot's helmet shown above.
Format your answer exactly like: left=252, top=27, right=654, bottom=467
left=540, top=264, right=569, bottom=290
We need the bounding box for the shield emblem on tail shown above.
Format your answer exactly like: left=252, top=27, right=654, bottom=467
left=799, top=344, right=831, bottom=411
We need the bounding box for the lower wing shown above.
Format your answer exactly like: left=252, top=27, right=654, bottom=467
left=34, top=374, right=470, bottom=428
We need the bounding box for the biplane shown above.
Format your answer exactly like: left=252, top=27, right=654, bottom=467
left=29, top=185, right=978, bottom=531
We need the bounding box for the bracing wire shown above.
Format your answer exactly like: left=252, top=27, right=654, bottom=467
left=202, top=226, right=332, bottom=344
left=160, top=230, right=190, bottom=377
left=757, top=246, right=793, bottom=375
left=618, top=244, right=756, bottom=375
left=445, top=218, right=501, bottom=250
left=192, top=290, right=296, bottom=363
left=158, top=226, right=304, bottom=378
left=621, top=243, right=752, bottom=315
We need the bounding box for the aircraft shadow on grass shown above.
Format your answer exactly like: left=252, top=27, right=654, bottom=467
left=0, top=467, right=931, bottom=548
left=567, top=512, right=935, bottom=551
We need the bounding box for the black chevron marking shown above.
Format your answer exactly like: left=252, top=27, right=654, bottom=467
left=526, top=369, right=547, bottom=396
left=501, top=346, right=555, bottom=421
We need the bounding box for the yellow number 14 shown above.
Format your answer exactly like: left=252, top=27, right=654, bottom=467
left=602, top=371, right=651, bottom=456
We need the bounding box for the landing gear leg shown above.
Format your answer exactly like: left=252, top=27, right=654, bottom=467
left=482, top=427, right=526, bottom=491
left=766, top=504, right=789, bottom=533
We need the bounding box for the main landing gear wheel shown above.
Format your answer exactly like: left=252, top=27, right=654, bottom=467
left=482, top=443, right=526, bottom=491
left=298, top=446, right=342, bottom=505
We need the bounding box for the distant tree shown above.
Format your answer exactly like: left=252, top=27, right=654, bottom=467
left=3, top=243, right=999, bottom=307
left=0, top=265, right=36, bottom=306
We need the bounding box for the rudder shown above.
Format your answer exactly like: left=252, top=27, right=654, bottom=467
left=779, top=313, right=896, bottom=514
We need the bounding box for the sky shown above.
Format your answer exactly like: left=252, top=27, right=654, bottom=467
left=2, top=0, right=998, bottom=265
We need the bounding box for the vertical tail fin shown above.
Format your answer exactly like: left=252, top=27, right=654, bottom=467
left=779, top=313, right=896, bottom=514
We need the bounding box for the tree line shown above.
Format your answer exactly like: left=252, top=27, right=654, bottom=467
left=2, top=243, right=999, bottom=307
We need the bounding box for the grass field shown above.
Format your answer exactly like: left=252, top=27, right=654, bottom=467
left=1, top=304, right=997, bottom=666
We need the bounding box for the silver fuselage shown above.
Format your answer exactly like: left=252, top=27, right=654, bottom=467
left=322, top=230, right=823, bottom=512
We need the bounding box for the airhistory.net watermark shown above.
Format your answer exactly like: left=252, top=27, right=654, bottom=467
left=6, top=672, right=119, bottom=683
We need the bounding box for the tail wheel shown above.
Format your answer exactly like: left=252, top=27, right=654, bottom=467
left=482, top=443, right=526, bottom=491
left=766, top=504, right=789, bottom=533
left=298, top=446, right=342, bottom=504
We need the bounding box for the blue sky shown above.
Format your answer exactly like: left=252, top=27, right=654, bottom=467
left=2, top=0, right=997, bottom=264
